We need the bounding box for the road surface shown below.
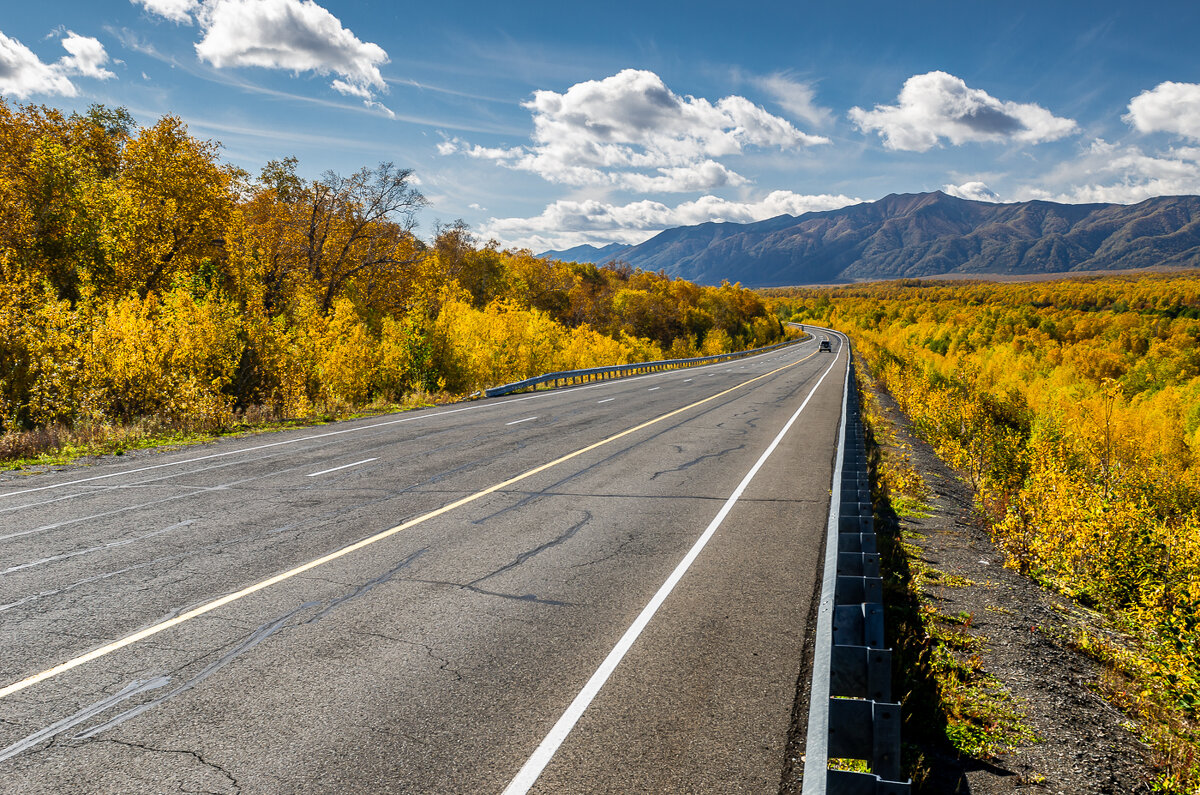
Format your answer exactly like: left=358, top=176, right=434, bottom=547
left=0, top=335, right=847, bottom=793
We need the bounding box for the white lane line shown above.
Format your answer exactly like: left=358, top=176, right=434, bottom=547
left=306, top=458, right=377, bottom=478
left=506, top=416, right=538, bottom=426
left=0, top=342, right=808, bottom=500
left=501, top=348, right=842, bottom=795
left=597, top=398, right=615, bottom=404
left=647, top=387, right=660, bottom=392
left=682, top=378, right=693, bottom=383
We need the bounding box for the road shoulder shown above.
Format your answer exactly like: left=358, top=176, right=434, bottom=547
left=861, top=367, right=1153, bottom=794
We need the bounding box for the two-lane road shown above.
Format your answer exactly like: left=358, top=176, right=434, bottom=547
left=0, top=335, right=847, bottom=793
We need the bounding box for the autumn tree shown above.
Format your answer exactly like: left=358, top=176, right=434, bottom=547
left=299, top=161, right=427, bottom=315
left=116, top=116, right=238, bottom=299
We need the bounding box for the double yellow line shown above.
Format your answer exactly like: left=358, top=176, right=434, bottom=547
left=1, top=349, right=818, bottom=699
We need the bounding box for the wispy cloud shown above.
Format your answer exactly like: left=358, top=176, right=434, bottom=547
left=752, top=72, right=833, bottom=128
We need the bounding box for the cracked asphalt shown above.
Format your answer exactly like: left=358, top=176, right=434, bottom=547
left=0, top=337, right=846, bottom=793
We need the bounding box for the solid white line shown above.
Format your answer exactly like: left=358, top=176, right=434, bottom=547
left=801, top=328, right=850, bottom=793
left=506, top=417, right=538, bottom=426
left=597, top=398, right=615, bottom=404
left=305, top=458, right=377, bottom=478
left=500, top=347, right=842, bottom=795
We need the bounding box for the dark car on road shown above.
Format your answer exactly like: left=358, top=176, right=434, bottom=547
left=818, top=339, right=832, bottom=352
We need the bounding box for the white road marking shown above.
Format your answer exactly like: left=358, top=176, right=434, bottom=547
left=501, top=347, right=843, bottom=795
left=647, top=387, right=660, bottom=391
left=0, top=342, right=808, bottom=500
left=506, top=417, right=538, bottom=426
left=682, top=379, right=693, bottom=383
left=597, top=398, right=615, bottom=404
left=0, top=354, right=818, bottom=701
left=306, top=458, right=377, bottom=478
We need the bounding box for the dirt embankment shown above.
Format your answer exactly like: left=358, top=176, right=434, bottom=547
left=866, top=380, right=1153, bottom=794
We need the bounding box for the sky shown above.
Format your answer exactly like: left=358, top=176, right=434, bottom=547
left=3, top=1, right=1200, bottom=252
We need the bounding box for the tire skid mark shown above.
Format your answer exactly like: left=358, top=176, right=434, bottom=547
left=61, top=549, right=427, bottom=745
left=3, top=520, right=196, bottom=575
left=0, top=677, right=170, bottom=762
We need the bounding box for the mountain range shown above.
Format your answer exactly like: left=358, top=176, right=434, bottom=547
left=537, top=191, right=1200, bottom=286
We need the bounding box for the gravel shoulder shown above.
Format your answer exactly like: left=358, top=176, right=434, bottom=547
left=866, top=379, right=1154, bottom=794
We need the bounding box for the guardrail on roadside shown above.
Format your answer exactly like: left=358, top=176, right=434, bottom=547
left=803, top=346, right=910, bottom=795
left=482, top=336, right=807, bottom=398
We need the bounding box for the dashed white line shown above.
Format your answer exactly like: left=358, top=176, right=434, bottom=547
left=506, top=416, right=539, bottom=426
left=682, top=379, right=693, bottom=383
left=306, top=458, right=377, bottom=478
left=647, top=387, right=660, bottom=392
left=597, top=398, right=615, bottom=404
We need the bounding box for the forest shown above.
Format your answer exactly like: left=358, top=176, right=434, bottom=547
left=774, top=275, right=1200, bottom=783
left=0, top=99, right=786, bottom=458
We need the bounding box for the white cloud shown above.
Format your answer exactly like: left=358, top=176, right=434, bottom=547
left=479, top=190, right=861, bottom=251
left=850, top=71, right=1078, bottom=152
left=1015, top=139, right=1200, bottom=204
left=59, top=32, right=116, bottom=80
left=753, top=73, right=832, bottom=128
left=441, top=69, right=829, bottom=193
left=132, top=0, right=200, bottom=24
left=135, top=0, right=392, bottom=109
left=1125, top=82, right=1200, bottom=142
left=0, top=30, right=113, bottom=100
left=943, top=181, right=1001, bottom=202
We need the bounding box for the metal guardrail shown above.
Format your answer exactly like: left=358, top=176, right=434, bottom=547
left=482, top=337, right=807, bottom=398
left=803, top=340, right=910, bottom=795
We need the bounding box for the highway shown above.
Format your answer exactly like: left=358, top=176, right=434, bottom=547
left=0, top=334, right=847, bottom=794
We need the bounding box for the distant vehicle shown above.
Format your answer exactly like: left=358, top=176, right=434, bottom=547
left=818, top=339, right=832, bottom=352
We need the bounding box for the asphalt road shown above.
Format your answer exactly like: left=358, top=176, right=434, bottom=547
left=0, top=334, right=847, bottom=794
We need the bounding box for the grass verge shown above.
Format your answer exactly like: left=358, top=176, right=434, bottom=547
left=0, top=392, right=448, bottom=472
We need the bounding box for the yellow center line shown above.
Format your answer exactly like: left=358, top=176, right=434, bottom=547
left=0, top=349, right=820, bottom=700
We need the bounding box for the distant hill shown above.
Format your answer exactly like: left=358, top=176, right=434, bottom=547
left=537, top=242, right=631, bottom=264
left=541, top=192, right=1200, bottom=286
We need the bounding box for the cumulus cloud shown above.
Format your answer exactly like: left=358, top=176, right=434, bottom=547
left=753, top=72, right=832, bottom=128
left=441, top=69, right=829, bottom=193
left=943, top=181, right=1001, bottom=202
left=1125, top=82, right=1200, bottom=142
left=59, top=32, right=117, bottom=80
left=850, top=71, right=1077, bottom=152
left=133, top=0, right=390, bottom=110
left=1016, top=139, right=1200, bottom=204
left=0, top=30, right=113, bottom=99
left=132, top=0, right=200, bottom=24
left=479, top=190, right=861, bottom=251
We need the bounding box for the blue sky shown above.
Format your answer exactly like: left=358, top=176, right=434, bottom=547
left=3, top=1, right=1200, bottom=251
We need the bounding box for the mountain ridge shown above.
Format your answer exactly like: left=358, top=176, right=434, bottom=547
left=538, top=192, right=1200, bottom=286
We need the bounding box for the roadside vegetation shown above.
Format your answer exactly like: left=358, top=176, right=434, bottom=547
left=855, top=360, right=1037, bottom=788
left=0, top=99, right=786, bottom=467
left=774, top=274, right=1200, bottom=790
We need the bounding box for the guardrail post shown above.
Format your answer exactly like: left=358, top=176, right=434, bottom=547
left=803, top=350, right=909, bottom=795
